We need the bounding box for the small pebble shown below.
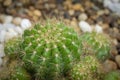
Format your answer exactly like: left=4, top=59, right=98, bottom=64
left=3, top=23, right=16, bottom=30
left=78, top=13, right=88, bottom=21
left=95, top=24, right=103, bottom=33
left=110, top=47, right=118, bottom=57
left=112, top=39, right=118, bottom=46
left=5, top=28, right=18, bottom=41
left=0, top=30, right=6, bottom=42
left=0, top=24, right=3, bottom=31
left=14, top=26, right=23, bottom=35
left=3, top=0, right=12, bottom=6
left=104, top=0, right=120, bottom=15
left=102, top=60, right=117, bottom=73
left=56, top=0, right=64, bottom=4
left=79, top=21, right=92, bottom=32
left=3, top=15, right=13, bottom=23
left=8, top=28, right=18, bottom=36
left=115, top=55, right=120, bottom=68
left=20, top=18, right=32, bottom=30
left=68, top=9, right=75, bottom=16
left=64, top=11, right=71, bottom=19
left=70, top=20, right=81, bottom=34
left=5, top=32, right=15, bottom=41
left=101, top=23, right=109, bottom=30
left=12, top=17, right=22, bottom=25
left=97, top=10, right=105, bottom=16
left=0, top=14, right=5, bottom=23
left=72, top=3, right=84, bottom=11
left=33, top=9, right=42, bottom=17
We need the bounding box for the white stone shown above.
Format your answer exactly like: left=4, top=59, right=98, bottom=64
left=8, top=28, right=18, bottom=36
left=104, top=0, right=119, bottom=7
left=0, top=24, right=2, bottom=27
left=5, top=28, right=18, bottom=41
left=0, top=30, right=6, bottom=42
left=0, top=44, right=5, bottom=57
left=3, top=23, right=16, bottom=30
left=104, top=0, right=112, bottom=7
left=104, top=0, right=120, bottom=15
left=14, top=26, right=23, bottom=35
left=1, top=23, right=19, bottom=41
left=95, top=24, right=103, bottom=33
left=20, top=19, right=32, bottom=30
left=5, top=32, right=14, bottom=41
left=0, top=24, right=4, bottom=31
left=3, top=15, right=13, bottom=23
left=79, top=21, right=92, bottom=32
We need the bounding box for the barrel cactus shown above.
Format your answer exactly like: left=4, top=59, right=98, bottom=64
left=20, top=21, right=80, bottom=80
left=71, top=56, right=101, bottom=80
left=79, top=32, right=111, bottom=61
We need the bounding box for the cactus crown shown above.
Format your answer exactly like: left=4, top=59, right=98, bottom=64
left=21, top=20, right=80, bottom=80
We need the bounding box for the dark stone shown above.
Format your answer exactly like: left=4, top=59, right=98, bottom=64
left=72, top=0, right=81, bottom=4
left=63, top=11, right=71, bottom=19
left=74, top=11, right=81, bottom=19
left=116, top=43, right=120, bottom=54
left=56, top=0, right=64, bottom=4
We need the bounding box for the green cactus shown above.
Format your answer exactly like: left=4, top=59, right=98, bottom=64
left=104, top=71, right=120, bottom=80
left=4, top=37, right=22, bottom=56
left=71, top=56, right=101, bottom=80
left=4, top=20, right=112, bottom=80
left=20, top=21, right=80, bottom=80
left=79, top=32, right=111, bottom=61
left=0, top=59, right=31, bottom=80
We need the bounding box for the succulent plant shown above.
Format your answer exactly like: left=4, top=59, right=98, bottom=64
left=20, top=21, right=80, bottom=80
left=104, top=71, right=120, bottom=80
left=79, top=32, right=111, bottom=61
left=4, top=37, right=22, bottom=56
left=4, top=20, right=112, bottom=80
left=71, top=56, right=101, bottom=80
left=0, top=59, right=30, bottom=80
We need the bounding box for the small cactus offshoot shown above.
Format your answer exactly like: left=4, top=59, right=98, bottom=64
left=4, top=38, right=22, bottom=56
left=104, top=71, right=120, bottom=80
left=21, top=21, right=80, bottom=80
left=71, top=56, right=101, bottom=80
left=0, top=60, right=30, bottom=80
left=79, top=32, right=111, bottom=61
